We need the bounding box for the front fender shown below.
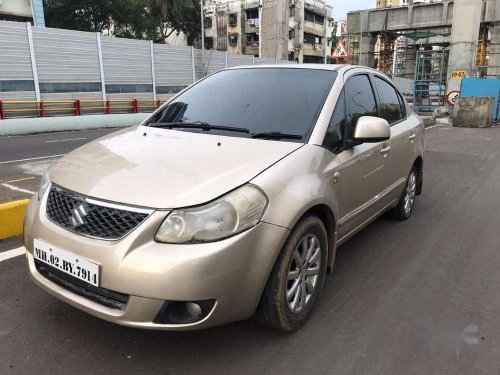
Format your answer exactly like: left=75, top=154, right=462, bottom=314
left=252, top=145, right=341, bottom=232
left=251, top=145, right=342, bottom=269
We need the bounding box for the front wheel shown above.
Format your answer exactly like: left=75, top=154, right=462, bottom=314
left=389, top=166, right=417, bottom=220
left=254, top=215, right=328, bottom=332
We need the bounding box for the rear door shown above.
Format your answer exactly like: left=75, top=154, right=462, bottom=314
left=372, top=74, right=416, bottom=202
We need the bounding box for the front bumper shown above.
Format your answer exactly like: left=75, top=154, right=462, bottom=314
left=24, top=194, right=290, bottom=330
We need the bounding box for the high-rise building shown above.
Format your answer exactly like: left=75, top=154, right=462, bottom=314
left=202, top=0, right=333, bottom=63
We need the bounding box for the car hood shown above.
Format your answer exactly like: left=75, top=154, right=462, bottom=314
left=48, top=126, right=302, bottom=209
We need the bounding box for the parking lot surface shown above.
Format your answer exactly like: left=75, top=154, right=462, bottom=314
left=1, top=124, right=500, bottom=374
left=0, top=129, right=117, bottom=203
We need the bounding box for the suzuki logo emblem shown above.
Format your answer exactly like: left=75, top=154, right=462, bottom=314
left=70, top=204, right=88, bottom=228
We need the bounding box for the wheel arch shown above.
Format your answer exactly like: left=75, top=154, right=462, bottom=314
left=294, top=203, right=338, bottom=273
left=413, top=156, right=423, bottom=195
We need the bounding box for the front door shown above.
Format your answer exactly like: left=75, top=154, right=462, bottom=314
left=335, top=73, right=392, bottom=240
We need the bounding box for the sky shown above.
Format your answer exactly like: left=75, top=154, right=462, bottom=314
left=326, top=0, right=375, bottom=21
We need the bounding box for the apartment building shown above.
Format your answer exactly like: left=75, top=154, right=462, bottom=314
left=0, top=0, right=44, bottom=26
left=291, top=0, right=334, bottom=63
left=202, top=0, right=332, bottom=63
left=376, top=0, right=442, bottom=8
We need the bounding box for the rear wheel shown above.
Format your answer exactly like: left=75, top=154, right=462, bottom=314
left=254, top=215, right=328, bottom=332
left=389, top=166, right=417, bottom=220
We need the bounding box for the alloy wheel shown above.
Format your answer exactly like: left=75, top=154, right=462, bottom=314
left=286, top=234, right=322, bottom=313
left=404, top=171, right=417, bottom=215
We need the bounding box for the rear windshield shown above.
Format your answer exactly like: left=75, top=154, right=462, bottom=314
left=146, top=68, right=337, bottom=142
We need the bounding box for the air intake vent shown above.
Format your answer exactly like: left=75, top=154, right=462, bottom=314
left=35, top=260, right=129, bottom=310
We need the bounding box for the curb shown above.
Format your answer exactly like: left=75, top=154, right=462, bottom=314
left=0, top=199, right=29, bottom=240
left=0, top=113, right=148, bottom=136
left=419, top=115, right=435, bottom=128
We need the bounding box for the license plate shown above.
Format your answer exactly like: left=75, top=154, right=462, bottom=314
left=34, top=239, right=100, bottom=287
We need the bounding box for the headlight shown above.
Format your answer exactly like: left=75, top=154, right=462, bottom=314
left=37, top=171, right=51, bottom=201
left=155, top=184, right=268, bottom=244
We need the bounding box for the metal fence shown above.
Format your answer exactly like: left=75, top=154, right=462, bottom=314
left=0, top=20, right=292, bottom=118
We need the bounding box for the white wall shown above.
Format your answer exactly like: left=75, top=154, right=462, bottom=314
left=0, top=20, right=293, bottom=119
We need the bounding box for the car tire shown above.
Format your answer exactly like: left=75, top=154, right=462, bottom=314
left=254, top=215, right=328, bottom=332
left=388, top=166, right=418, bottom=221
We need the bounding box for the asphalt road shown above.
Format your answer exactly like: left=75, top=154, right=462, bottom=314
left=2, top=124, right=500, bottom=374
left=0, top=129, right=117, bottom=203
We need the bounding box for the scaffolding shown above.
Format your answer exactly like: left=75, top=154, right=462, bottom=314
left=377, top=14, right=394, bottom=76
left=392, top=37, right=417, bottom=79
left=378, top=32, right=395, bottom=76
left=476, top=23, right=491, bottom=77
left=413, top=49, right=448, bottom=113
left=344, top=33, right=359, bottom=65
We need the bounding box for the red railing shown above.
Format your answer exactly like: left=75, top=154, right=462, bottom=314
left=0, top=98, right=163, bottom=120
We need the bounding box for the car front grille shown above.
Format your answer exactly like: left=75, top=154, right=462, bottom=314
left=46, top=185, right=151, bottom=240
left=35, top=260, right=129, bottom=310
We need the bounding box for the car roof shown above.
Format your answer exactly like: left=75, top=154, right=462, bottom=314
left=225, top=63, right=383, bottom=75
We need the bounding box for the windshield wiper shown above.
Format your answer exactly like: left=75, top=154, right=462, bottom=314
left=148, top=122, right=250, bottom=134
left=251, top=131, right=303, bottom=140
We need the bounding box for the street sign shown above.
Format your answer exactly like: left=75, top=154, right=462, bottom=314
left=451, top=70, right=467, bottom=80
left=446, top=90, right=460, bottom=105
left=331, top=39, right=350, bottom=59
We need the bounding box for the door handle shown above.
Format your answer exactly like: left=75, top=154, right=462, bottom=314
left=381, top=146, right=391, bottom=154
left=408, top=134, right=416, bottom=141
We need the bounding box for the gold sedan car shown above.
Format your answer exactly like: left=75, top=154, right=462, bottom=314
left=24, top=65, right=424, bottom=332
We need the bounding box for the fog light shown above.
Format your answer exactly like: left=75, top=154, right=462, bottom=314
left=165, top=302, right=202, bottom=324
left=153, top=300, right=216, bottom=325
left=186, top=302, right=202, bottom=318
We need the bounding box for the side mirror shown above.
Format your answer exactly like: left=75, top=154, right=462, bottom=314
left=353, top=116, right=390, bottom=143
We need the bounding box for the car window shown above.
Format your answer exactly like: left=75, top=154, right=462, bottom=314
left=147, top=68, right=337, bottom=142
left=322, top=89, right=345, bottom=153
left=373, top=76, right=403, bottom=124
left=345, top=74, right=378, bottom=139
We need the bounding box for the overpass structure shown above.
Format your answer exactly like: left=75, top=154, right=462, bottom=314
left=346, top=0, right=500, bottom=111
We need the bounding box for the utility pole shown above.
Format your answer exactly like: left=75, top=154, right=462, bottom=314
left=200, top=0, right=205, bottom=54
left=258, top=0, right=262, bottom=58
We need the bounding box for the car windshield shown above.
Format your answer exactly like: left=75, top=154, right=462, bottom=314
left=145, top=68, right=337, bottom=142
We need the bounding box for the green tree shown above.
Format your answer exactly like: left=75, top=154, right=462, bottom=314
left=43, top=0, right=201, bottom=45
left=156, top=0, right=201, bottom=45
left=43, top=0, right=116, bottom=33
left=112, top=0, right=158, bottom=40
left=330, top=20, right=339, bottom=54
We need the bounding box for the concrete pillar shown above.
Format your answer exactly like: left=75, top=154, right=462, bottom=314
left=446, top=0, right=482, bottom=94
left=407, top=4, right=414, bottom=29
left=296, top=0, right=305, bottom=63
left=359, top=34, right=376, bottom=68
left=261, top=0, right=288, bottom=60
left=488, top=23, right=500, bottom=77
left=441, top=1, right=449, bottom=26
